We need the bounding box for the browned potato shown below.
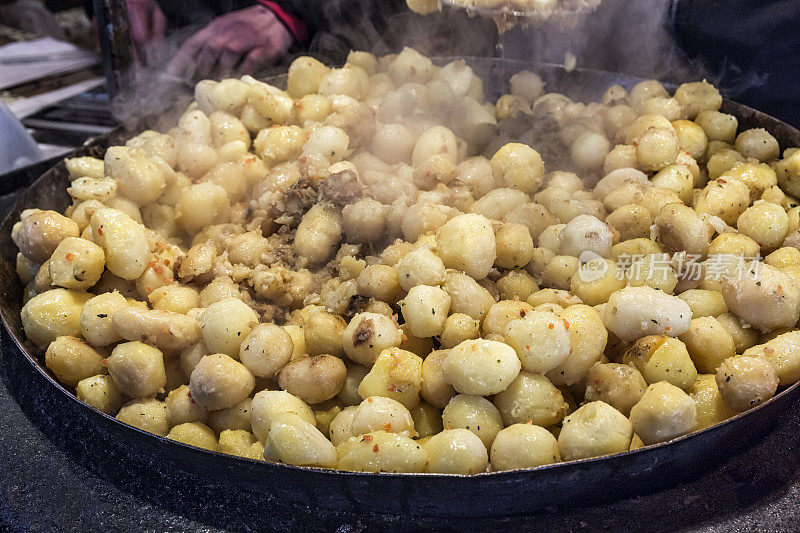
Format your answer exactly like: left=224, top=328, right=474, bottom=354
left=584, top=363, right=647, bottom=416
left=278, top=355, right=348, bottom=404
left=14, top=210, right=79, bottom=264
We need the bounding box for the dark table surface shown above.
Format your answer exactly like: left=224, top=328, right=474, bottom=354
left=0, top=187, right=799, bottom=533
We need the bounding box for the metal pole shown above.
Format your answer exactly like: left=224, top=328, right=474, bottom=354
left=92, top=0, right=133, bottom=104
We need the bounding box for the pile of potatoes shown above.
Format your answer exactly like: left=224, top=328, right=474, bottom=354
left=13, top=47, right=800, bottom=474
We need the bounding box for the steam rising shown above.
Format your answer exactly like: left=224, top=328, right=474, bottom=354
left=299, top=0, right=766, bottom=98
left=115, top=0, right=765, bottom=121
left=111, top=24, right=199, bottom=125
left=499, top=0, right=765, bottom=96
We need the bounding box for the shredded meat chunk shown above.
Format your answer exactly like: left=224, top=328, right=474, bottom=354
left=352, top=316, right=374, bottom=347
left=318, top=168, right=365, bottom=206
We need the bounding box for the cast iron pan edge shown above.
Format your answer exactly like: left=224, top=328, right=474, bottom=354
left=1, top=59, right=799, bottom=518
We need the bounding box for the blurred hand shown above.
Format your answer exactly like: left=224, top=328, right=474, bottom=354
left=127, top=0, right=167, bottom=57
left=166, top=5, right=294, bottom=79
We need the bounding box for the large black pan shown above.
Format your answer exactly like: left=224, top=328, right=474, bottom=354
left=1, top=58, right=798, bottom=518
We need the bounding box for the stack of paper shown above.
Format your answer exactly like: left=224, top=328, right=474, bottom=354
left=0, top=36, right=99, bottom=90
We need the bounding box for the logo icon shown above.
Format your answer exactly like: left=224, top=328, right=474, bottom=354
left=577, top=251, right=608, bottom=282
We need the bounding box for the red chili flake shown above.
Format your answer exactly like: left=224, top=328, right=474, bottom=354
left=146, top=285, right=153, bottom=293
left=525, top=345, right=530, bottom=350
left=96, top=227, right=103, bottom=235
left=373, top=444, right=380, bottom=452
left=665, top=326, right=671, bottom=331
left=526, top=419, right=532, bottom=424
left=368, top=397, right=374, bottom=403
left=187, top=391, right=192, bottom=398
left=383, top=422, right=392, bottom=431
left=386, top=384, right=396, bottom=392
left=163, top=259, right=170, bottom=266
left=718, top=179, right=727, bottom=184
left=548, top=323, right=555, bottom=329
left=563, top=319, right=570, bottom=330
left=101, top=358, right=109, bottom=367
left=520, top=309, right=527, bottom=318
left=65, top=252, right=74, bottom=262
left=362, top=434, right=373, bottom=442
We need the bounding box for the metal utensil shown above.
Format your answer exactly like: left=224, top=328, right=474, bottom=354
left=438, top=0, right=601, bottom=26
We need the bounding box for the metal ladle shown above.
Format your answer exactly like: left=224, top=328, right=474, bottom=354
left=438, top=0, right=600, bottom=32
left=438, top=0, right=599, bottom=67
